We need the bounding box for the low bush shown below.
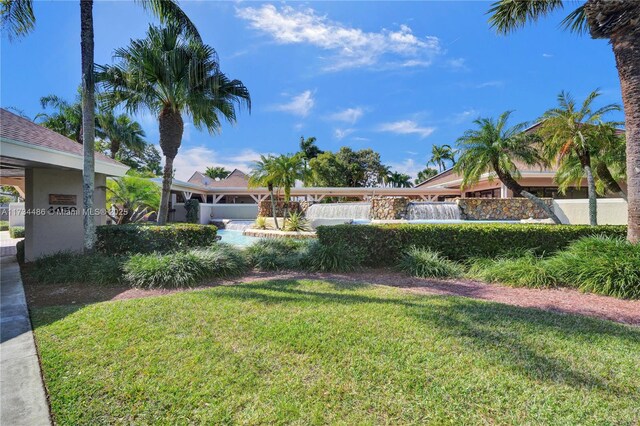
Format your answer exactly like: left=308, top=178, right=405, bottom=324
left=9, top=226, right=24, bottom=238
left=245, top=238, right=308, bottom=271
left=16, top=239, right=24, bottom=264
left=397, top=247, right=463, bottom=278
left=466, top=253, right=558, bottom=288
left=301, top=241, right=363, bottom=272
left=546, top=236, right=640, bottom=299
left=191, top=244, right=248, bottom=278
left=317, top=223, right=627, bottom=264
left=0, top=220, right=8, bottom=231
left=96, top=223, right=218, bottom=254
left=25, top=252, right=125, bottom=285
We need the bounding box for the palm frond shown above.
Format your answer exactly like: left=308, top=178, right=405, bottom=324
left=560, top=4, right=588, bottom=34
left=136, top=0, right=201, bottom=42
left=1, top=0, right=34, bottom=39
left=488, top=0, right=564, bottom=35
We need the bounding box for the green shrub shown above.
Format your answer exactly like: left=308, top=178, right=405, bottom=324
left=546, top=236, right=640, bottom=299
left=397, top=247, right=463, bottom=278
left=184, top=199, right=200, bottom=223
left=96, top=224, right=218, bottom=254
left=254, top=216, right=267, bottom=230
left=0, top=220, right=8, bottom=231
left=301, top=240, right=363, bottom=272
left=466, top=253, right=558, bottom=288
left=16, top=239, right=24, bottom=264
left=284, top=212, right=310, bottom=232
left=191, top=244, right=248, bottom=278
left=9, top=226, right=24, bottom=238
left=317, top=224, right=627, bottom=265
left=246, top=238, right=308, bottom=270
left=25, top=252, right=125, bottom=285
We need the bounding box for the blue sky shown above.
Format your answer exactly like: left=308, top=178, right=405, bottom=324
left=1, top=1, right=623, bottom=181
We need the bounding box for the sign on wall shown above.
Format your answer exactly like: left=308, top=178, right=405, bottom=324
left=49, top=194, right=77, bottom=205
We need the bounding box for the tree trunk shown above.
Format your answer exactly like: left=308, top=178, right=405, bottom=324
left=110, top=139, right=121, bottom=159
left=611, top=27, right=640, bottom=242
left=156, top=108, right=184, bottom=225
left=595, top=162, right=627, bottom=200
left=584, top=164, right=598, bottom=226
left=268, top=184, right=279, bottom=230
left=80, top=0, right=96, bottom=253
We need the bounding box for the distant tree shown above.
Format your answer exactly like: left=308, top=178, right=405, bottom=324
left=116, top=144, right=163, bottom=176
left=415, top=167, right=439, bottom=185
left=36, top=92, right=100, bottom=144
left=428, top=144, right=456, bottom=172
left=310, top=147, right=387, bottom=187
left=249, top=155, right=280, bottom=229
left=98, top=112, right=146, bottom=159
left=385, top=171, right=413, bottom=188
left=455, top=111, right=561, bottom=223
left=299, top=136, right=323, bottom=186
left=204, top=166, right=230, bottom=180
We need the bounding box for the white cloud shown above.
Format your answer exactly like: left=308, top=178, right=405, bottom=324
left=447, top=57, right=467, bottom=70
left=334, top=128, right=355, bottom=140
left=171, top=147, right=268, bottom=181
left=377, top=120, right=435, bottom=139
left=387, top=158, right=423, bottom=180
left=450, top=109, right=478, bottom=124
left=542, top=53, right=553, bottom=58
left=475, top=80, right=504, bottom=89
left=328, top=107, right=364, bottom=124
left=272, top=90, right=315, bottom=117
left=237, top=5, right=442, bottom=71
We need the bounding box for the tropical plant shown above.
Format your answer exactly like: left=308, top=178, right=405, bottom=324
left=105, top=174, right=160, bottom=224
left=486, top=0, right=639, bottom=242
left=385, top=171, right=413, bottom=188
left=249, top=155, right=280, bottom=230
left=284, top=211, right=310, bottom=232
left=428, top=144, right=457, bottom=172
left=36, top=92, right=92, bottom=143
left=537, top=90, right=621, bottom=225
left=97, top=24, right=250, bottom=225
left=309, top=147, right=388, bottom=187
left=254, top=216, right=267, bottom=230
left=184, top=199, right=200, bottom=223
left=271, top=154, right=307, bottom=219
left=98, top=111, right=146, bottom=159
left=299, top=136, right=322, bottom=186
left=415, top=167, right=439, bottom=185
left=2, top=0, right=202, bottom=251
left=454, top=111, right=562, bottom=223
left=204, top=166, right=230, bottom=180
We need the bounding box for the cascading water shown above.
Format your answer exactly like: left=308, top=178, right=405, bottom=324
left=406, top=202, right=461, bottom=220
left=224, top=220, right=256, bottom=231
left=305, top=202, right=371, bottom=220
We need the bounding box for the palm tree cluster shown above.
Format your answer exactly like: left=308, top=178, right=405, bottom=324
left=428, top=144, right=457, bottom=172
left=204, top=166, right=231, bottom=180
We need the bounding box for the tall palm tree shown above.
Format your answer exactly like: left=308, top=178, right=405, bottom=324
left=2, top=0, right=201, bottom=251
left=538, top=90, right=621, bottom=225
left=415, top=167, right=439, bottom=185
left=270, top=154, right=308, bottom=220
left=386, top=171, right=413, bottom=188
left=487, top=0, right=639, bottom=240
left=248, top=155, right=279, bottom=229
left=429, top=144, right=456, bottom=172
left=97, top=24, right=250, bottom=225
left=204, top=166, right=230, bottom=180
left=454, top=111, right=562, bottom=224
left=99, top=112, right=146, bottom=159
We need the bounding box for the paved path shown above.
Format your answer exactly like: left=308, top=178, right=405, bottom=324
left=1, top=232, right=51, bottom=425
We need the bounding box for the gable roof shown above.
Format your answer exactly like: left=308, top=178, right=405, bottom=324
left=187, top=168, right=250, bottom=188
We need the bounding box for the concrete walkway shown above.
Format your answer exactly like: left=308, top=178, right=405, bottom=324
left=1, top=232, right=51, bottom=425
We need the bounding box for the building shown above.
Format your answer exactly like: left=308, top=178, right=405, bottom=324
left=0, top=108, right=128, bottom=261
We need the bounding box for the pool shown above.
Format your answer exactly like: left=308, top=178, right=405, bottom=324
left=216, top=229, right=260, bottom=247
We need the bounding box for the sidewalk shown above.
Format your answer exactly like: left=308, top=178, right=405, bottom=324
left=0, top=232, right=51, bottom=425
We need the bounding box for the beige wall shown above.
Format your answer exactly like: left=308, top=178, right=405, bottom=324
left=24, top=168, right=107, bottom=261
left=8, top=202, right=24, bottom=227
left=553, top=198, right=627, bottom=225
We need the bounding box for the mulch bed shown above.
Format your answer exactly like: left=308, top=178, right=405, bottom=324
left=24, top=269, right=640, bottom=326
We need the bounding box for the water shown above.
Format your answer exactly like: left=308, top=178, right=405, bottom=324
left=224, top=220, right=255, bottom=231
left=306, top=202, right=371, bottom=220
left=216, top=229, right=260, bottom=247
left=406, top=202, right=461, bottom=221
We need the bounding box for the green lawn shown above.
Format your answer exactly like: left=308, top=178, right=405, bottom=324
left=32, top=280, right=640, bottom=425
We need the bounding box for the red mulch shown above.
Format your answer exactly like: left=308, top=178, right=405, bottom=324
left=24, top=269, right=640, bottom=326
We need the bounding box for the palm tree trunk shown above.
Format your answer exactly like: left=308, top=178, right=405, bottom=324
left=595, top=162, right=627, bottom=200
left=156, top=108, right=184, bottom=225
left=110, top=139, right=121, bottom=159
left=610, top=27, right=640, bottom=242
left=80, top=0, right=96, bottom=253
left=584, top=164, right=598, bottom=226
left=268, top=185, right=279, bottom=230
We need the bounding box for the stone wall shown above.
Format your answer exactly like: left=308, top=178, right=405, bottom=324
left=457, top=198, right=552, bottom=220
left=370, top=197, right=409, bottom=220
left=257, top=200, right=301, bottom=217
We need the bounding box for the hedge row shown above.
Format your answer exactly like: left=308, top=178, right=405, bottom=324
left=0, top=220, right=8, bottom=231
left=95, top=224, right=218, bottom=254
left=316, top=223, right=628, bottom=264
left=9, top=226, right=25, bottom=238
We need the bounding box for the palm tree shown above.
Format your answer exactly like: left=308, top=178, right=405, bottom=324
left=2, top=0, right=202, bottom=251
left=204, top=166, right=230, bottom=180
left=429, top=144, right=456, bottom=172
left=99, top=112, right=146, bottom=159
left=97, top=24, right=250, bottom=225
left=299, top=136, right=322, bottom=187
left=105, top=174, right=160, bottom=224
left=415, top=167, right=439, bottom=185
left=386, top=171, right=413, bottom=188
left=454, top=111, right=562, bottom=224
left=270, top=154, right=308, bottom=220
left=487, top=0, right=639, bottom=240
left=593, top=123, right=627, bottom=200
left=37, top=93, right=85, bottom=143
left=248, top=155, right=279, bottom=229
left=538, top=90, right=621, bottom=225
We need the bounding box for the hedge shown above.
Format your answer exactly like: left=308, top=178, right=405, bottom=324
left=16, top=239, right=24, bottom=264
left=0, top=220, right=8, bottom=231
left=316, top=223, right=628, bottom=264
left=9, top=226, right=25, bottom=238
left=96, top=224, right=218, bottom=254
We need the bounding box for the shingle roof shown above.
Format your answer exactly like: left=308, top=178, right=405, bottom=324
left=0, top=108, right=122, bottom=165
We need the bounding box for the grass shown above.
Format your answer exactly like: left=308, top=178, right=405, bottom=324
left=397, top=247, right=463, bottom=278
left=33, top=280, right=640, bottom=425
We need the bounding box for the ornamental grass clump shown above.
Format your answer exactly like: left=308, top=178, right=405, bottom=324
left=466, top=252, right=558, bottom=288
left=191, top=244, right=248, bottom=278
left=397, top=247, right=463, bottom=279
left=245, top=238, right=308, bottom=270
left=124, top=251, right=204, bottom=289
left=26, top=252, right=125, bottom=285
left=301, top=240, right=363, bottom=272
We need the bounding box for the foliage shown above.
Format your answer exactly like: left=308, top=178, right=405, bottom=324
left=309, top=147, right=388, bottom=187
left=9, top=226, right=24, bottom=238
left=0, top=220, right=8, bottom=231
left=106, top=175, right=160, bottom=224
left=98, top=111, right=146, bottom=159
left=300, top=240, right=363, bottom=272
left=284, top=212, right=310, bottom=232
left=184, top=199, right=200, bottom=223
left=245, top=238, right=308, bottom=271
left=299, top=135, right=323, bottom=160
left=429, top=144, right=457, bottom=172
left=24, top=252, right=125, bottom=285
left=414, top=167, right=438, bottom=185
left=95, top=224, right=217, bottom=255
left=204, top=166, right=230, bottom=180
left=467, top=253, right=558, bottom=288
left=385, top=171, right=412, bottom=188
left=316, top=223, right=627, bottom=264
left=0, top=195, right=13, bottom=204
left=32, top=280, right=640, bottom=424
left=16, top=239, right=24, bottom=264
left=397, top=247, right=463, bottom=278
left=488, top=0, right=587, bottom=36
left=115, top=144, right=163, bottom=176
left=254, top=216, right=267, bottom=230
